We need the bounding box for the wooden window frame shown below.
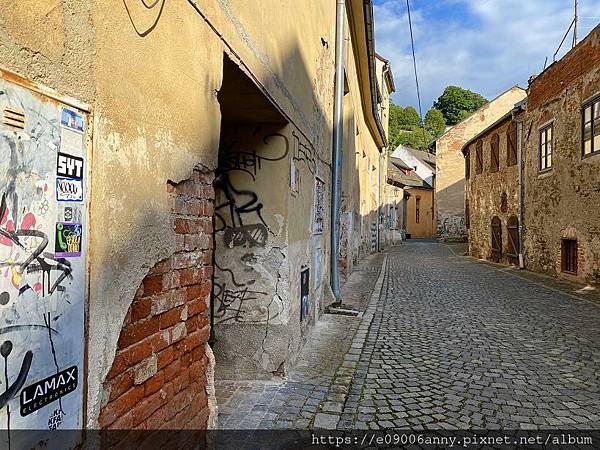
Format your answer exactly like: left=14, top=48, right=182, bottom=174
left=475, top=140, right=483, bottom=174
left=561, top=239, right=578, bottom=275
left=539, top=123, right=553, bottom=171
left=490, top=133, right=500, bottom=173
left=465, top=149, right=471, bottom=180
left=415, top=196, right=420, bottom=224
left=507, top=121, right=517, bottom=166
left=582, top=95, right=600, bottom=158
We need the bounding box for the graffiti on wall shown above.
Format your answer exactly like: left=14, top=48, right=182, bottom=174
left=0, top=77, right=87, bottom=448
left=215, top=173, right=270, bottom=248
left=300, top=268, right=309, bottom=322
left=292, top=130, right=316, bottom=178
left=312, top=177, right=325, bottom=234
left=214, top=129, right=289, bottom=324
left=213, top=263, right=270, bottom=324
left=439, top=215, right=466, bottom=237
left=215, top=132, right=289, bottom=249
left=219, top=132, right=289, bottom=181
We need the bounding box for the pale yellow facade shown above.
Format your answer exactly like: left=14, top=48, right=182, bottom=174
left=0, top=0, right=391, bottom=430
left=405, top=187, right=435, bottom=238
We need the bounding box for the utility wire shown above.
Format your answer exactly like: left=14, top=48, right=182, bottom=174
left=406, top=0, right=427, bottom=149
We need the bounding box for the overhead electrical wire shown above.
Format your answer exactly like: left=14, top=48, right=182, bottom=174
left=406, top=0, right=428, bottom=149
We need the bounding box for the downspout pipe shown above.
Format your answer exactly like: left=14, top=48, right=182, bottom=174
left=377, top=152, right=382, bottom=252
left=514, top=111, right=525, bottom=269
left=330, top=0, right=345, bottom=305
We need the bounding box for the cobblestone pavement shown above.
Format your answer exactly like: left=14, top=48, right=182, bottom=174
left=215, top=252, right=386, bottom=429
left=339, top=241, right=600, bottom=430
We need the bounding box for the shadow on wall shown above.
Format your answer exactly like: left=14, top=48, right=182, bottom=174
left=99, top=15, right=340, bottom=436
left=211, top=41, right=335, bottom=381
left=436, top=179, right=466, bottom=241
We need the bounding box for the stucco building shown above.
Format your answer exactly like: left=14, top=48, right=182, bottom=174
left=0, top=0, right=392, bottom=444
left=434, top=86, right=526, bottom=241
left=464, top=24, right=600, bottom=285
left=386, top=155, right=435, bottom=239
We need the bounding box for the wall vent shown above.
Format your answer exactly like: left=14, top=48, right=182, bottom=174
left=3, top=108, right=25, bottom=130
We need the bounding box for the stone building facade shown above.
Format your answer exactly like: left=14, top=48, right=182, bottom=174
left=523, top=24, right=600, bottom=284
left=464, top=112, right=523, bottom=264
left=434, top=86, right=526, bottom=241
left=464, top=24, right=600, bottom=286
left=0, top=0, right=391, bottom=444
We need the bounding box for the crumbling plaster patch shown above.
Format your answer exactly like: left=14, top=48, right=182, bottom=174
left=86, top=114, right=217, bottom=428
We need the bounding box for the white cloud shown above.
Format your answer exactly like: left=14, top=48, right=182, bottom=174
left=375, top=0, right=600, bottom=110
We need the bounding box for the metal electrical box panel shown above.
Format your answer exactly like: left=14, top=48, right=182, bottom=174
left=0, top=71, right=88, bottom=448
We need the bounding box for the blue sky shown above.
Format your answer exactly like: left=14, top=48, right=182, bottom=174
left=374, top=0, right=600, bottom=110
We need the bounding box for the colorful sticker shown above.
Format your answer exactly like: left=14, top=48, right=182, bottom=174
left=60, top=107, right=84, bottom=133
left=54, top=222, right=82, bottom=257
left=20, top=366, right=78, bottom=417
left=56, top=177, right=83, bottom=202
left=63, top=205, right=83, bottom=223
left=57, top=152, right=84, bottom=180
left=60, top=127, right=84, bottom=156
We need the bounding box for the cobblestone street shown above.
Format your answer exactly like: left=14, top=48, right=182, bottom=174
left=217, top=241, right=600, bottom=430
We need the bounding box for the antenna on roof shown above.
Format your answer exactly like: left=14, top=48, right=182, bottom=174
left=550, top=0, right=579, bottom=63
left=573, top=0, right=579, bottom=46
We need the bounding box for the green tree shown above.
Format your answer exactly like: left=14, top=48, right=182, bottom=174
left=389, top=103, right=424, bottom=151
left=389, top=103, right=420, bottom=136
left=393, top=127, right=433, bottom=151
left=424, top=107, right=446, bottom=137
left=433, top=86, right=488, bottom=126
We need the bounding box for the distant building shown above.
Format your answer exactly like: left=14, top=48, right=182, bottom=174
left=392, top=144, right=436, bottom=186
left=387, top=153, right=436, bottom=239
left=433, top=86, right=526, bottom=241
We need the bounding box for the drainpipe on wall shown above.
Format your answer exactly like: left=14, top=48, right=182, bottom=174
left=516, top=117, right=525, bottom=269
left=377, top=152, right=382, bottom=252
left=330, top=0, right=346, bottom=305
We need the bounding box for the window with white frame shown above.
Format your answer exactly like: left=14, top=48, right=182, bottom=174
left=583, top=96, right=600, bottom=157
left=539, top=123, right=553, bottom=170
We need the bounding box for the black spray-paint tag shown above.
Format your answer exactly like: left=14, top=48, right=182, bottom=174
left=56, top=152, right=84, bottom=180
left=20, top=365, right=78, bottom=417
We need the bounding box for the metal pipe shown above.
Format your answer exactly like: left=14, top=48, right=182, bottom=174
left=516, top=119, right=525, bottom=269
left=330, top=0, right=345, bottom=305
left=377, top=153, right=382, bottom=252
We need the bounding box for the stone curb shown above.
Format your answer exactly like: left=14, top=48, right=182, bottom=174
left=313, top=253, right=388, bottom=429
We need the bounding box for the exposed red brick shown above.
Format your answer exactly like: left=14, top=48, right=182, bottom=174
left=143, top=275, right=163, bottom=296
left=164, top=359, right=182, bottom=381
left=158, top=307, right=181, bottom=330
left=174, top=218, right=190, bottom=234
left=157, top=346, right=175, bottom=370
left=99, top=385, right=145, bottom=427
left=132, top=389, right=167, bottom=426
left=187, top=296, right=208, bottom=316
left=131, top=297, right=152, bottom=322
left=101, top=167, right=213, bottom=431
left=108, top=370, right=134, bottom=402
left=144, top=370, right=166, bottom=396
left=118, top=316, right=160, bottom=349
